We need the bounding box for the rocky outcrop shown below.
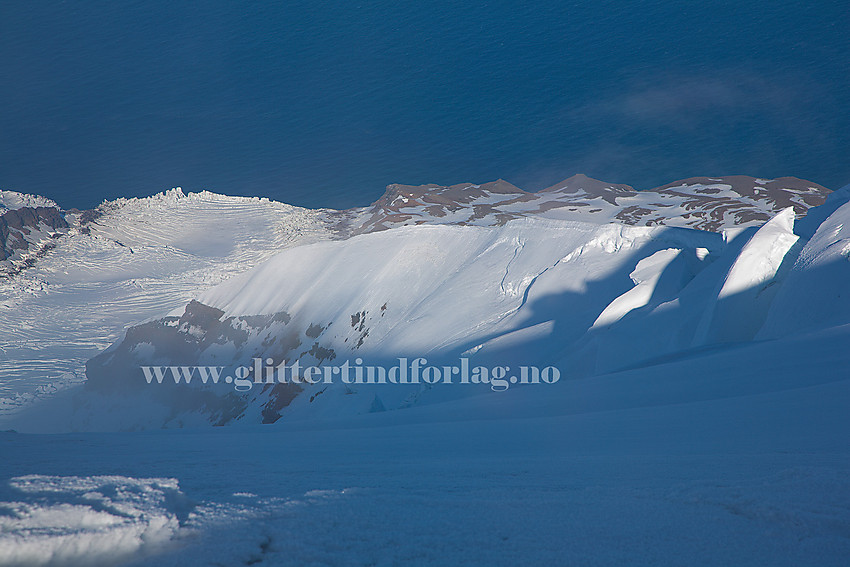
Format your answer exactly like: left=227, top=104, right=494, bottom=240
left=350, top=174, right=831, bottom=234
left=0, top=206, right=69, bottom=273
left=85, top=300, right=340, bottom=425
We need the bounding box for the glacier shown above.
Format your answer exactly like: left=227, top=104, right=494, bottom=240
left=0, top=175, right=848, bottom=566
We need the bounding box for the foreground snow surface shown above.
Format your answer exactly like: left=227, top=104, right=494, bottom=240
left=2, top=321, right=849, bottom=566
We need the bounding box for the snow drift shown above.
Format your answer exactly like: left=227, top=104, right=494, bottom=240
left=0, top=475, right=191, bottom=567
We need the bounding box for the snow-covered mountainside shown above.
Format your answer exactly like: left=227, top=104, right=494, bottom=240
left=1, top=177, right=849, bottom=567
left=1, top=174, right=828, bottom=413
left=78, top=219, right=720, bottom=428
left=3, top=175, right=846, bottom=432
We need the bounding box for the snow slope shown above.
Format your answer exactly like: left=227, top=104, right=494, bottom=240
left=24, top=194, right=843, bottom=431
left=2, top=176, right=845, bottom=432
left=56, top=218, right=722, bottom=430
left=759, top=184, right=850, bottom=338
left=0, top=174, right=833, bottom=419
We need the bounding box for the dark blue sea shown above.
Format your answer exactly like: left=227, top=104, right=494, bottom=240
left=1, top=1, right=848, bottom=210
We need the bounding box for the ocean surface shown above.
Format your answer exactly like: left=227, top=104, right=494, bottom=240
left=1, top=1, right=848, bottom=210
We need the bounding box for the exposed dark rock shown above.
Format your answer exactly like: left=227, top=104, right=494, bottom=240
left=305, top=323, right=326, bottom=338
left=348, top=174, right=831, bottom=235
left=261, top=382, right=303, bottom=424
left=0, top=206, right=69, bottom=262
left=84, top=298, right=343, bottom=425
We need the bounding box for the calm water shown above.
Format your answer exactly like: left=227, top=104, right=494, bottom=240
left=1, top=1, right=848, bottom=210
